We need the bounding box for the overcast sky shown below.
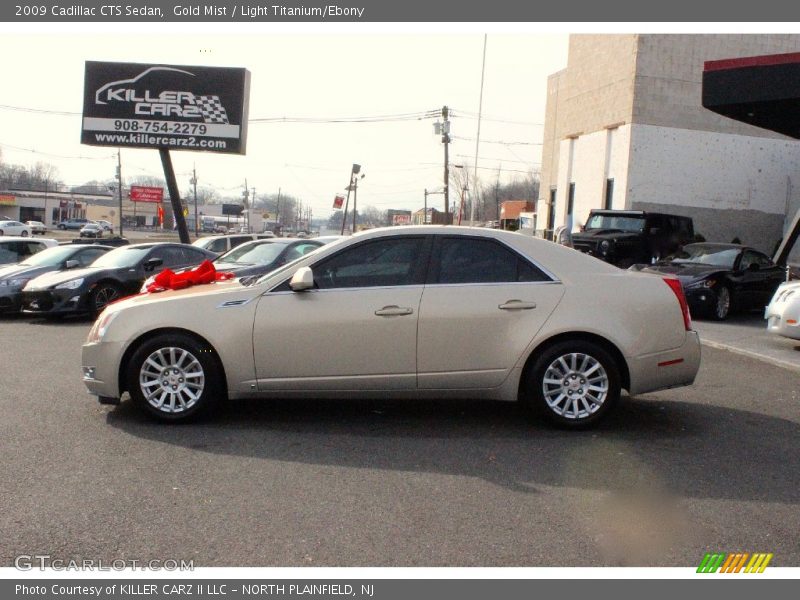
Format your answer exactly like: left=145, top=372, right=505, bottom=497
left=0, top=31, right=568, bottom=217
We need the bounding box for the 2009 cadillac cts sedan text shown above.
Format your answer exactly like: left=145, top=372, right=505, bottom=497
left=82, top=227, right=700, bottom=427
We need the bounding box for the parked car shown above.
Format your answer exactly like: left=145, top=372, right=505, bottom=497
left=57, top=218, right=91, bottom=231
left=192, top=233, right=279, bottom=255
left=141, top=238, right=331, bottom=291
left=26, top=221, right=47, bottom=235
left=635, top=243, right=785, bottom=320
left=0, top=237, right=59, bottom=265
left=572, top=210, right=695, bottom=268
left=765, top=282, right=800, bottom=340
left=0, top=220, right=33, bottom=237
left=95, top=220, right=114, bottom=233
left=22, top=242, right=216, bottom=317
left=81, top=226, right=700, bottom=425
left=0, top=244, right=113, bottom=313
left=71, top=237, right=130, bottom=248
left=80, top=223, right=106, bottom=238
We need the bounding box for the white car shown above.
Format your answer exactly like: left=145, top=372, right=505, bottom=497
left=0, top=220, right=32, bottom=237
left=765, top=281, right=800, bottom=339
left=82, top=227, right=700, bottom=426
left=0, top=236, right=59, bottom=265
left=26, top=221, right=47, bottom=234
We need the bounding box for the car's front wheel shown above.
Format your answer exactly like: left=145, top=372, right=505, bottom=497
left=89, top=282, right=121, bottom=316
left=127, top=333, right=222, bottom=422
left=712, top=285, right=732, bottom=321
left=526, top=340, right=621, bottom=428
left=20, top=230, right=28, bottom=237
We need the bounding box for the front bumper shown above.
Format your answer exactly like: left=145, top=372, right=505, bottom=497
left=21, top=288, right=91, bottom=314
left=626, top=331, right=701, bottom=396
left=0, top=287, right=23, bottom=313
left=82, top=340, right=125, bottom=400
left=685, top=288, right=719, bottom=317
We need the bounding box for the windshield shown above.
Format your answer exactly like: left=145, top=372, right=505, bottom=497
left=219, top=241, right=289, bottom=265
left=585, top=214, right=645, bottom=232
left=19, top=246, right=82, bottom=267
left=668, top=245, right=739, bottom=268
left=90, top=247, right=151, bottom=268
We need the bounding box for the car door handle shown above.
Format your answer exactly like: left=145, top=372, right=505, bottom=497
left=498, top=300, right=537, bottom=310
left=374, top=305, right=414, bottom=317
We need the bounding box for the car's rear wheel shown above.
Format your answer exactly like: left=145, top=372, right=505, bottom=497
left=712, top=285, right=731, bottom=321
left=526, top=340, right=620, bottom=428
left=89, top=283, right=121, bottom=316
left=127, top=333, right=222, bottom=422
left=20, top=230, right=28, bottom=237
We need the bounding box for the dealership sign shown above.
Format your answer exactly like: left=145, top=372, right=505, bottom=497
left=129, top=185, right=164, bottom=203
left=81, top=61, right=251, bottom=154
left=0, top=194, right=15, bottom=205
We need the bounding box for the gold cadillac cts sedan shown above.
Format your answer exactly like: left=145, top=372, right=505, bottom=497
left=82, top=226, right=701, bottom=427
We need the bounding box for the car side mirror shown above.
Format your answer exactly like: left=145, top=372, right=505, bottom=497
left=289, top=266, right=314, bottom=291
left=64, top=260, right=80, bottom=269
left=143, top=257, right=163, bottom=272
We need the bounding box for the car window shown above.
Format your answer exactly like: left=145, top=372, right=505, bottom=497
left=77, top=247, right=109, bottom=266
left=24, top=242, right=46, bottom=257
left=181, top=247, right=212, bottom=264
left=207, top=238, right=228, bottom=254
left=0, top=242, right=21, bottom=263
left=315, top=237, right=425, bottom=289
left=283, top=242, right=322, bottom=263
left=155, top=246, right=191, bottom=267
left=229, top=236, right=252, bottom=249
left=434, top=237, right=550, bottom=284
left=740, top=250, right=772, bottom=270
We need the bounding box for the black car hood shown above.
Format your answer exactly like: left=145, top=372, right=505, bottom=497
left=0, top=264, right=56, bottom=281
left=640, top=262, right=730, bottom=284
left=23, top=266, right=119, bottom=290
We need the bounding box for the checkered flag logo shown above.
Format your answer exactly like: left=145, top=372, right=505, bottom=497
left=195, top=95, right=230, bottom=124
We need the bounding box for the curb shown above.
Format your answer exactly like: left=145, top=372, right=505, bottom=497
left=700, top=338, right=800, bottom=374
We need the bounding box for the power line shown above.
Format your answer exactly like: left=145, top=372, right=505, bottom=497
left=0, top=141, right=116, bottom=161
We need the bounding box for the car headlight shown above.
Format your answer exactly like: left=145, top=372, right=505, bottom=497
left=685, top=279, right=716, bottom=290
left=0, top=278, right=31, bottom=288
left=599, top=240, right=611, bottom=254
left=54, top=278, right=84, bottom=290
left=86, top=310, right=119, bottom=343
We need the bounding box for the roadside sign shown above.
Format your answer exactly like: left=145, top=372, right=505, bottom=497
left=81, top=61, right=251, bottom=154
left=129, top=185, right=164, bottom=203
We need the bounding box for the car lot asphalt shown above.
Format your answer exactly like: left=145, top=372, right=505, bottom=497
left=0, top=314, right=798, bottom=567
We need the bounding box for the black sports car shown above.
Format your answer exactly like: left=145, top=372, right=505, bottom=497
left=635, top=243, right=785, bottom=320
left=21, top=242, right=217, bottom=317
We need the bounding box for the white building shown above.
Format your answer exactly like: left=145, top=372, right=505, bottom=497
left=539, top=34, right=800, bottom=256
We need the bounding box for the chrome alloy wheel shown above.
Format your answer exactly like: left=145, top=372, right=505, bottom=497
left=542, top=352, right=609, bottom=420
left=138, top=347, right=205, bottom=414
left=715, top=286, right=731, bottom=320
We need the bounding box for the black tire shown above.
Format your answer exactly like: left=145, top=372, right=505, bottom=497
left=127, top=333, right=223, bottom=422
left=711, top=285, right=732, bottom=321
left=89, top=282, right=121, bottom=317
left=525, top=339, right=621, bottom=429
left=20, top=230, right=28, bottom=237
left=58, top=224, right=66, bottom=230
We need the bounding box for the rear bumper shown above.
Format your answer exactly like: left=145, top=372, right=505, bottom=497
left=627, top=331, right=701, bottom=396
left=765, top=302, right=800, bottom=340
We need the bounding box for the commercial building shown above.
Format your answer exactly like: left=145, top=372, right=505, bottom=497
left=539, top=34, right=800, bottom=255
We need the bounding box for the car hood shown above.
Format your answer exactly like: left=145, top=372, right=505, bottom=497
left=111, top=277, right=253, bottom=311
left=24, top=266, right=109, bottom=290
left=0, top=264, right=55, bottom=281
left=639, top=262, right=730, bottom=284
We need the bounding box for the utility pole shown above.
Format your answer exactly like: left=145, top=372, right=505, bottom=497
left=470, top=34, right=488, bottom=226
left=116, top=149, right=123, bottom=237
left=442, top=106, right=450, bottom=223
left=191, top=164, right=198, bottom=237
left=250, top=186, right=256, bottom=233
left=276, top=187, right=282, bottom=234
left=424, top=188, right=428, bottom=224
left=241, top=179, right=248, bottom=232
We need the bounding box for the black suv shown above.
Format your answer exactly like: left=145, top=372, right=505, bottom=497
left=571, top=210, right=694, bottom=268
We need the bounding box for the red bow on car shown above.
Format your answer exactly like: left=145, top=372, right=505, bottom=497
left=146, top=260, right=234, bottom=293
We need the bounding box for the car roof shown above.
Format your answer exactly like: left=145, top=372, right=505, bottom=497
left=0, top=236, right=52, bottom=242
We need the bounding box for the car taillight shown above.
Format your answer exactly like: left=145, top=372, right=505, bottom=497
left=663, top=277, right=692, bottom=331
